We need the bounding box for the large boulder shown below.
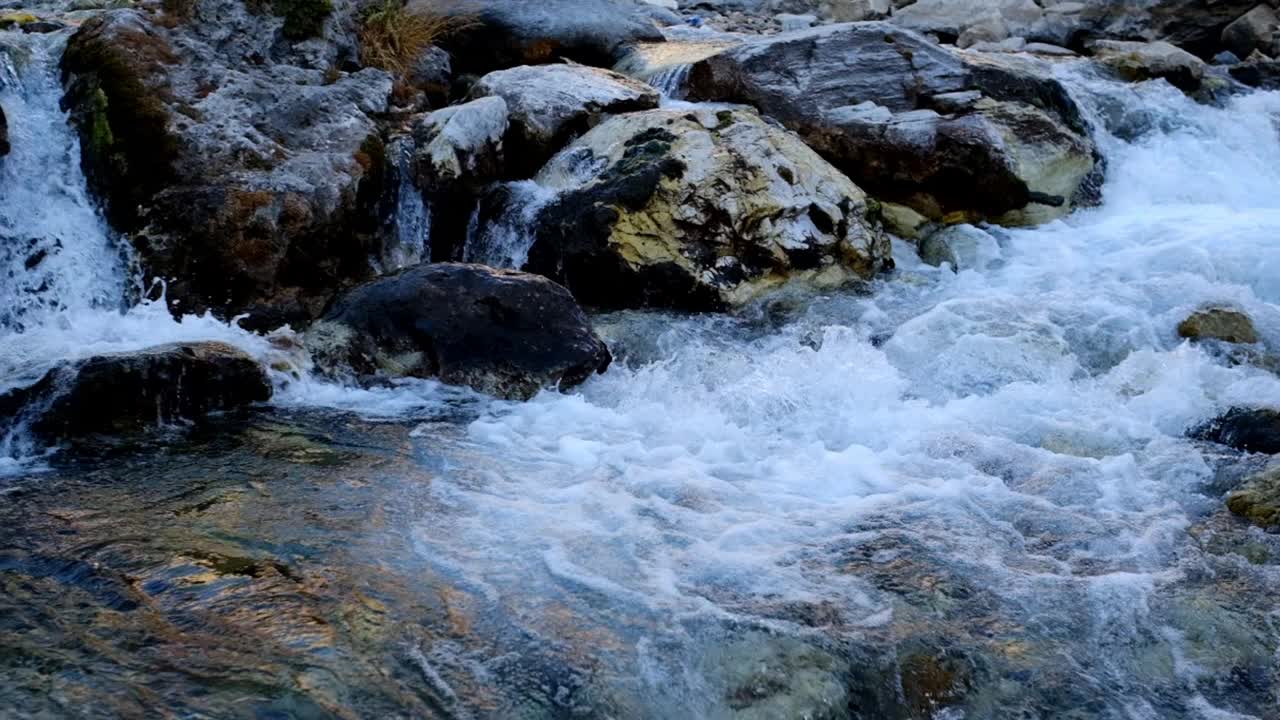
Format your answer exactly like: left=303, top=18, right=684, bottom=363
left=514, top=107, right=892, bottom=310
left=305, top=263, right=612, bottom=400
left=61, top=2, right=396, bottom=328
left=686, top=23, right=1099, bottom=227
left=1221, top=4, right=1279, bottom=59
left=438, top=0, right=665, bottom=74
left=0, top=342, right=271, bottom=441
left=469, top=63, right=660, bottom=176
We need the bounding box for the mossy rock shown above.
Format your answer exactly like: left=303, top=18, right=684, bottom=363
left=1178, top=305, right=1258, bottom=345
left=0, top=12, right=39, bottom=28
left=1227, top=467, right=1280, bottom=531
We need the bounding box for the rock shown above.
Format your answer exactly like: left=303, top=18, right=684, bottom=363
left=1222, top=4, right=1279, bottom=60
left=405, top=44, right=452, bottom=107
left=519, top=107, right=892, bottom=310
left=1192, top=408, right=1280, bottom=455
left=1178, top=305, right=1259, bottom=345
left=0, top=104, right=7, bottom=157
left=1214, top=50, right=1244, bottom=65
left=918, top=224, right=1000, bottom=271
left=1230, top=53, right=1280, bottom=89
left=1227, top=465, right=1280, bottom=530
left=892, top=0, right=1264, bottom=56
left=778, top=13, right=817, bottom=31
left=686, top=23, right=1099, bottom=227
left=305, top=263, right=611, bottom=400
left=1090, top=40, right=1207, bottom=92
left=469, top=63, right=660, bottom=176
left=0, top=342, right=271, bottom=441
left=438, top=0, right=665, bottom=74
left=412, top=96, right=509, bottom=192
left=61, top=4, right=395, bottom=328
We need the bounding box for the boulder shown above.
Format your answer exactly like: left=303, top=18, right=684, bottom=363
left=1177, top=305, right=1259, bottom=345
left=0, top=104, right=7, bottom=157
left=517, top=107, right=892, bottom=310
left=469, top=63, right=661, bottom=176
left=438, top=0, right=665, bottom=74
left=61, top=3, right=395, bottom=328
left=686, top=23, right=1099, bottom=227
left=1089, top=40, right=1207, bottom=92
left=1192, top=408, right=1280, bottom=455
left=305, top=263, right=611, bottom=400
left=1230, top=52, right=1280, bottom=89
left=0, top=342, right=271, bottom=441
left=1222, top=4, right=1279, bottom=59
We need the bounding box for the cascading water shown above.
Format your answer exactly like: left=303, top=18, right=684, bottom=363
left=385, top=68, right=1280, bottom=717
left=0, top=33, right=129, bottom=333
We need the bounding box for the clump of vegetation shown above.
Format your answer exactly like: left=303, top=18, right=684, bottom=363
left=274, top=0, right=333, bottom=40
left=358, top=0, right=473, bottom=76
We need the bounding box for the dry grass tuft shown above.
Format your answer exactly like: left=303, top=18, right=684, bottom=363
left=359, top=0, right=476, bottom=76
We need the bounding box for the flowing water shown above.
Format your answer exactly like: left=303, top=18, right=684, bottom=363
left=2, top=30, right=1280, bottom=719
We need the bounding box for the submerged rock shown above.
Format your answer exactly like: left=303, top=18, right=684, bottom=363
left=1192, top=407, right=1280, bottom=455
left=305, top=263, right=611, bottom=400
left=0, top=342, right=271, bottom=441
left=469, top=63, right=660, bottom=176
left=1227, top=466, right=1280, bottom=530
left=518, top=107, right=891, bottom=311
left=1178, top=305, right=1259, bottom=345
left=686, top=22, right=1099, bottom=228
left=61, top=4, right=393, bottom=327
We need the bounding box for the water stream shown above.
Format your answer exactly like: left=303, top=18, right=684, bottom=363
left=1, top=30, right=1279, bottom=719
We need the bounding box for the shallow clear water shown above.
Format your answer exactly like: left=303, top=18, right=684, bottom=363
left=2, top=34, right=1279, bottom=717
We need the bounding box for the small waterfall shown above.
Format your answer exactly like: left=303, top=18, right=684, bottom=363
left=379, top=135, right=430, bottom=272
left=0, top=33, right=129, bottom=334
left=647, top=63, right=691, bottom=101
left=461, top=180, right=556, bottom=269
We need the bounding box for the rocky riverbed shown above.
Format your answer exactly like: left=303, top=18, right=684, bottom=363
left=3, top=0, right=1280, bottom=718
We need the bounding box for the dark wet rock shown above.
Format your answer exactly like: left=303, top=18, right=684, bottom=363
left=518, top=107, right=892, bottom=311
left=1222, top=4, right=1279, bottom=59
left=0, top=341, right=271, bottom=441
left=61, top=3, right=394, bottom=327
left=0, top=103, right=7, bottom=157
left=1227, top=465, right=1280, bottom=530
left=1192, top=407, right=1280, bottom=455
left=1230, top=52, right=1280, bottom=89
left=686, top=23, right=1099, bottom=228
left=305, top=263, right=611, bottom=400
left=1178, top=305, right=1259, bottom=345
left=1089, top=40, right=1208, bottom=92
left=405, top=43, right=452, bottom=105
left=438, top=0, right=665, bottom=75
left=469, top=63, right=660, bottom=176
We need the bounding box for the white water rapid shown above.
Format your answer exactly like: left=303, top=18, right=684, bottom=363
left=3, top=30, right=1279, bottom=716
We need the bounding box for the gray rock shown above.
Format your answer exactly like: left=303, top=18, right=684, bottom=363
left=469, top=63, right=660, bottom=175
left=1090, top=39, right=1207, bottom=92
left=0, top=342, right=271, bottom=442
left=61, top=3, right=395, bottom=327
left=412, top=96, right=509, bottom=192
left=1222, top=4, right=1279, bottom=60
left=437, top=0, right=665, bottom=74
left=519, top=107, right=892, bottom=310
left=405, top=44, right=452, bottom=105
left=305, top=263, right=612, bottom=401
left=686, top=23, right=1099, bottom=227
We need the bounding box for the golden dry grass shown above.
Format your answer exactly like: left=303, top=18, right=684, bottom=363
left=358, top=0, right=476, bottom=76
